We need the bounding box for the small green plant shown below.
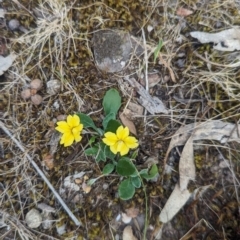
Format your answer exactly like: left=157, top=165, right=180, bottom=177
left=55, top=88, right=158, bottom=200
left=153, top=39, right=163, bottom=64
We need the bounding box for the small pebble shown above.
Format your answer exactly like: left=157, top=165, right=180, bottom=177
left=47, top=80, right=61, bottom=95
left=31, top=94, right=43, bottom=105
left=21, top=89, right=31, bottom=100
left=8, top=19, right=20, bottom=31
left=25, top=209, right=42, bottom=228
left=30, top=79, right=43, bottom=91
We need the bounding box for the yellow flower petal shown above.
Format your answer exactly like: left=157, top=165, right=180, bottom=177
left=60, top=132, right=74, bottom=147
left=124, top=136, right=139, bottom=148
left=74, top=124, right=83, bottom=132
left=67, top=114, right=80, bottom=128
left=103, top=132, right=118, bottom=146
left=55, top=121, right=71, bottom=133
left=72, top=125, right=83, bottom=135
left=110, top=143, right=118, bottom=154
left=56, top=114, right=83, bottom=147
left=117, top=141, right=129, bottom=156
left=74, top=134, right=82, bottom=143
left=116, top=126, right=129, bottom=140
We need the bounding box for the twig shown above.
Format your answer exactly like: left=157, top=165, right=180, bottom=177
left=140, top=29, right=149, bottom=240
left=0, top=120, right=82, bottom=227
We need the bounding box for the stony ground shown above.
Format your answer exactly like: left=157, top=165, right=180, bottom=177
left=0, top=0, right=240, bottom=239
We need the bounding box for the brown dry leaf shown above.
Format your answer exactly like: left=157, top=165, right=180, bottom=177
left=140, top=73, right=161, bottom=88
left=120, top=112, right=137, bottom=135
left=159, top=184, right=191, bottom=223
left=125, top=207, right=139, bottom=218
left=158, top=55, right=176, bottom=83
left=43, top=154, right=54, bottom=170
left=122, top=226, right=138, bottom=240
left=82, top=182, right=91, bottom=194
left=176, top=7, right=193, bottom=17
left=128, top=102, right=144, bottom=116
left=74, top=178, right=82, bottom=184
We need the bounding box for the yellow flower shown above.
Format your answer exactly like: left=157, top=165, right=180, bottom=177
left=55, top=114, right=83, bottom=147
left=103, top=126, right=138, bottom=156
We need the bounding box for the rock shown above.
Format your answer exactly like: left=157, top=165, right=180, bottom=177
left=8, top=19, right=20, bottom=31
left=47, top=79, right=61, bottom=95
left=25, top=209, right=42, bottom=228
left=30, top=79, right=43, bottom=91
left=21, top=89, right=31, bottom=99
left=93, top=30, right=143, bottom=73
left=31, top=94, right=43, bottom=105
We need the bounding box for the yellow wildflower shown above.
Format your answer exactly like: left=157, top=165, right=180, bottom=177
left=103, top=126, right=138, bottom=156
left=55, top=114, right=83, bottom=147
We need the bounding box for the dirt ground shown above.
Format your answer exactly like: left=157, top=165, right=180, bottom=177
left=0, top=0, right=240, bottom=239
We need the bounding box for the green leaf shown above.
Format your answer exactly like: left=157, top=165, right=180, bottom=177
left=103, top=163, right=115, bottom=175
left=153, top=40, right=163, bottom=64
left=87, top=143, right=116, bottom=162
left=89, top=136, right=96, bottom=145
left=116, top=157, right=137, bottom=176
left=131, top=176, right=141, bottom=188
left=105, top=119, right=121, bottom=133
left=140, top=164, right=158, bottom=180
left=88, top=178, right=97, bottom=186
left=105, top=145, right=116, bottom=160
left=103, top=112, right=116, bottom=130
left=85, top=147, right=98, bottom=156
left=95, top=142, right=107, bottom=162
left=118, top=179, right=135, bottom=200
left=77, top=113, right=102, bottom=135
left=103, top=89, right=121, bottom=116
left=131, top=149, right=138, bottom=159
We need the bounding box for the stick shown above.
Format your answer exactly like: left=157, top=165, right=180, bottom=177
left=0, top=120, right=82, bottom=226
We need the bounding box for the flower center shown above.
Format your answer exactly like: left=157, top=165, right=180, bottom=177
left=72, top=127, right=78, bottom=134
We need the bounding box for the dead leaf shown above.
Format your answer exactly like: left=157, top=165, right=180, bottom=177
left=159, top=184, right=191, bottom=223
left=161, top=120, right=240, bottom=223
left=125, top=208, right=139, bottom=218
left=176, top=7, right=193, bottom=17
left=48, top=131, right=61, bottom=155
left=140, top=73, right=161, bottom=88
left=74, top=178, right=82, bottom=184
left=179, top=136, right=195, bottom=191
left=128, top=102, right=144, bottom=116
left=158, top=55, right=176, bottom=83
left=0, top=54, right=16, bottom=75
left=82, top=182, right=91, bottom=193
left=60, top=172, right=86, bottom=194
left=122, top=226, right=138, bottom=240
left=42, top=154, right=54, bottom=170
left=120, top=112, right=137, bottom=135
left=190, top=27, right=240, bottom=51
left=124, top=76, right=168, bottom=115
left=164, top=120, right=240, bottom=165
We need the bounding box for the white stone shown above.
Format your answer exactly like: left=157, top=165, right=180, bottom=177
left=25, top=209, right=42, bottom=228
